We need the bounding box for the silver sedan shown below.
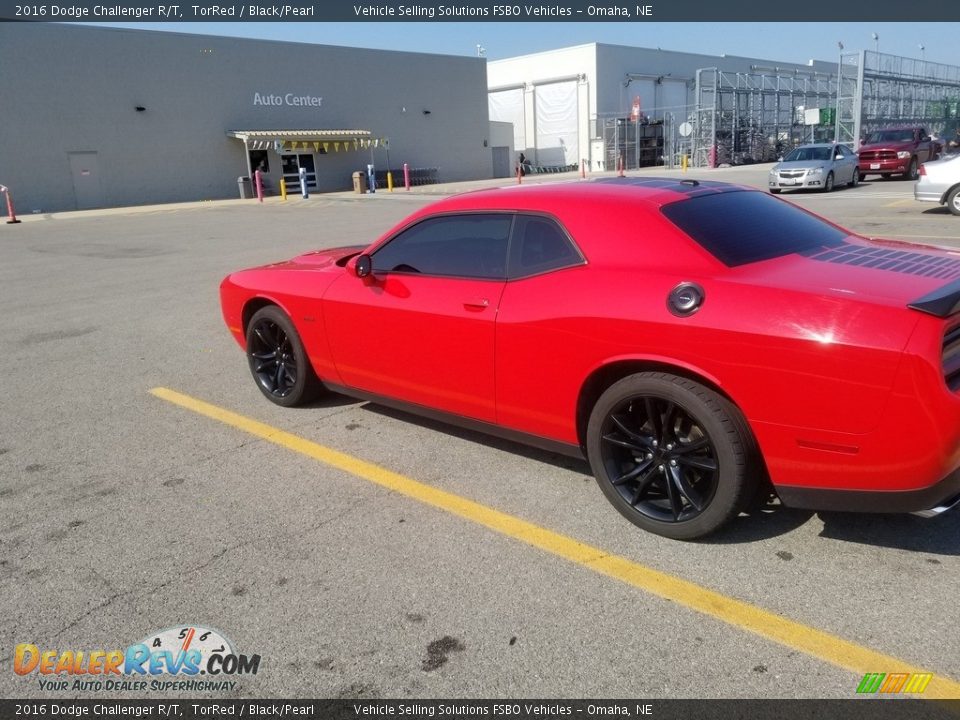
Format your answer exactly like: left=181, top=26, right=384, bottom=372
left=914, top=152, right=960, bottom=216
left=769, top=143, right=860, bottom=193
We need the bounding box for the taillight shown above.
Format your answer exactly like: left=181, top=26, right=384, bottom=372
left=919, top=164, right=927, bottom=176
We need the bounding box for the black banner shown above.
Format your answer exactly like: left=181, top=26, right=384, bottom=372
left=2, top=700, right=960, bottom=720
left=0, top=0, right=959, bottom=22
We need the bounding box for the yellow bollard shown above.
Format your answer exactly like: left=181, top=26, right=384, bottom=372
left=280, top=178, right=287, bottom=200
left=387, top=171, right=394, bottom=192
left=681, top=155, right=688, bottom=173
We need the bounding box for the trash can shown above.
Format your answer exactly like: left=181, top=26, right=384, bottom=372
left=352, top=171, right=367, bottom=194
left=237, top=176, right=253, bottom=199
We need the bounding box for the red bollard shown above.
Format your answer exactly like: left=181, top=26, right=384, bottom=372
left=1, top=186, right=21, bottom=224
left=254, top=169, right=264, bottom=203
left=403, top=163, right=411, bottom=191
left=617, top=155, right=625, bottom=177
left=580, top=159, right=586, bottom=179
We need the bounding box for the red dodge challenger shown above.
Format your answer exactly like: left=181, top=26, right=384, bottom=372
left=220, top=178, right=960, bottom=539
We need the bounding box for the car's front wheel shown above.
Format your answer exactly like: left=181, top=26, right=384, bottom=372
left=948, top=186, right=960, bottom=216
left=906, top=157, right=919, bottom=180
left=246, top=305, right=323, bottom=407
left=586, top=373, right=758, bottom=540
left=823, top=172, right=834, bottom=192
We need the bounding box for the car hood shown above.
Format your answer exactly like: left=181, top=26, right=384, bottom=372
left=728, top=235, right=960, bottom=310
left=775, top=160, right=829, bottom=171
left=859, top=141, right=913, bottom=152
left=288, top=245, right=366, bottom=267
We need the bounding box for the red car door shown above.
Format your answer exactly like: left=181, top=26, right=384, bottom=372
left=322, top=213, right=511, bottom=423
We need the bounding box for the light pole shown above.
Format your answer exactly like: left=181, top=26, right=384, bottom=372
left=834, top=41, right=844, bottom=144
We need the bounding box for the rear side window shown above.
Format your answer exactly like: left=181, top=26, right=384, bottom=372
left=372, top=214, right=511, bottom=279
left=660, top=191, right=848, bottom=267
left=509, top=215, right=581, bottom=278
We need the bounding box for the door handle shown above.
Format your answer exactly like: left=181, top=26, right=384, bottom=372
left=463, top=297, right=490, bottom=310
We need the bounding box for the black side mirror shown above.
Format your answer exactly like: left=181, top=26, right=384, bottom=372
left=355, top=254, right=372, bottom=278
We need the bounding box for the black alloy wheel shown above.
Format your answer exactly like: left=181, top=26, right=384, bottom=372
left=246, top=305, right=322, bottom=407
left=586, top=373, right=757, bottom=540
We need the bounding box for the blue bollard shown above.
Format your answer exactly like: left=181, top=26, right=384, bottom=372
left=367, top=164, right=376, bottom=194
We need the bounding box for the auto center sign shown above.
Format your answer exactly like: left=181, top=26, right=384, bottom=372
left=253, top=92, right=323, bottom=108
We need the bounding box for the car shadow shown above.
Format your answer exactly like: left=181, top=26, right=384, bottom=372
left=359, top=403, right=593, bottom=476
left=814, top=510, right=960, bottom=556
left=295, top=394, right=362, bottom=410
left=705, top=498, right=817, bottom=544
left=921, top=206, right=955, bottom=215
left=343, top=402, right=960, bottom=552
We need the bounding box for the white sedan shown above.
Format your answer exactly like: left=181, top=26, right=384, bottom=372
left=769, top=143, right=860, bottom=193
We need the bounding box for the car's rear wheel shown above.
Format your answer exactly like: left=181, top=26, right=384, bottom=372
left=586, top=373, right=758, bottom=540
left=906, top=157, right=919, bottom=180
left=823, top=172, right=834, bottom=192
left=246, top=305, right=322, bottom=407
left=948, top=187, right=960, bottom=216
left=849, top=168, right=860, bottom=187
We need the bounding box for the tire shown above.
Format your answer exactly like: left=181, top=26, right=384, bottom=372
left=822, top=172, right=834, bottom=193
left=769, top=188, right=782, bottom=194
left=246, top=305, right=323, bottom=407
left=849, top=168, right=860, bottom=188
left=906, top=157, right=919, bottom=181
left=585, top=372, right=759, bottom=540
left=948, top=187, right=960, bottom=216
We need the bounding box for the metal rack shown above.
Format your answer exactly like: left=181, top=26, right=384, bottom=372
left=691, top=51, right=960, bottom=168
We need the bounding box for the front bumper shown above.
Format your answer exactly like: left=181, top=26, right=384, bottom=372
left=769, top=173, right=824, bottom=190
left=859, top=159, right=908, bottom=174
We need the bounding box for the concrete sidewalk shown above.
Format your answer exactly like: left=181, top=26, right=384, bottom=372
left=2, top=163, right=773, bottom=223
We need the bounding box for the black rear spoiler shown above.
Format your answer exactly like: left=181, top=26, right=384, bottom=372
left=909, top=278, right=960, bottom=318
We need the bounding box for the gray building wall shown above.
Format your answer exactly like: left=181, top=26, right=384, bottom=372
left=0, top=24, right=492, bottom=212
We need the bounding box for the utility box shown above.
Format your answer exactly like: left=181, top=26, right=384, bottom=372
left=237, top=176, right=253, bottom=199
left=352, top=171, right=367, bottom=194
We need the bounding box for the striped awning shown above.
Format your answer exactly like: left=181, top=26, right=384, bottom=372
left=227, top=129, right=387, bottom=153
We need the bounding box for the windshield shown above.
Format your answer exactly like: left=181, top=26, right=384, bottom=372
left=660, top=190, right=848, bottom=267
left=865, top=130, right=915, bottom=144
left=783, top=147, right=832, bottom=162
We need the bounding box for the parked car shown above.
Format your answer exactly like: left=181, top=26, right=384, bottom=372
left=221, top=178, right=960, bottom=539
left=858, top=126, right=940, bottom=180
left=915, top=153, right=960, bottom=215
left=768, top=143, right=859, bottom=193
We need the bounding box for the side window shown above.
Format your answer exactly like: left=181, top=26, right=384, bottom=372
left=371, top=214, right=511, bottom=279
left=509, top=215, right=582, bottom=279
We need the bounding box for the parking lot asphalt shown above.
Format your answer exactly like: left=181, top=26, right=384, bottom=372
left=1, top=165, right=959, bottom=700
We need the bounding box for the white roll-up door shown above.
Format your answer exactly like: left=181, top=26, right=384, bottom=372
left=488, top=88, right=526, bottom=158
left=534, top=81, right=578, bottom=166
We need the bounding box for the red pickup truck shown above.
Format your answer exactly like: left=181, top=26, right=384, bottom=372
left=858, top=127, right=941, bottom=180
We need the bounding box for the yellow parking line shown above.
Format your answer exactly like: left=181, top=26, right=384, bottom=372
left=883, top=199, right=917, bottom=207
left=150, top=386, right=960, bottom=698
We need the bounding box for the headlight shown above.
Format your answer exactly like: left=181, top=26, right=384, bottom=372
left=897, top=150, right=911, bottom=159
left=809, top=167, right=824, bottom=175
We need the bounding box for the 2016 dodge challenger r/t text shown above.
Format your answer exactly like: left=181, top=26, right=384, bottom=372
left=220, top=178, right=960, bottom=539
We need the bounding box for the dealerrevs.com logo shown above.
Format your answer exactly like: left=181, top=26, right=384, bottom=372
left=14, top=625, right=260, bottom=692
